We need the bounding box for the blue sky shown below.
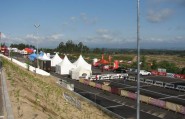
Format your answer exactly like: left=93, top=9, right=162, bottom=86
left=0, top=0, right=185, bottom=49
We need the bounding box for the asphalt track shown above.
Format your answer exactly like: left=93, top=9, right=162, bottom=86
left=52, top=73, right=185, bottom=119
left=94, top=79, right=185, bottom=106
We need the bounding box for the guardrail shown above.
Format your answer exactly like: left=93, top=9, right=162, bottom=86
left=176, top=85, right=185, bottom=91
left=154, top=81, right=164, bottom=87
left=1, top=69, right=14, bottom=119
left=145, top=79, right=153, bottom=85
left=89, top=73, right=128, bottom=80
left=164, top=83, right=175, bottom=89
left=126, top=76, right=185, bottom=92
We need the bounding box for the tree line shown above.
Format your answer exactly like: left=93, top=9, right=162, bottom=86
left=128, top=56, right=185, bottom=74
left=6, top=41, right=185, bottom=74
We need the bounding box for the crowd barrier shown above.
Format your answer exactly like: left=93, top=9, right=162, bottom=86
left=90, top=73, right=128, bottom=80
left=151, top=70, right=185, bottom=80
left=79, top=78, right=185, bottom=115
left=128, top=76, right=185, bottom=92
left=0, top=54, right=50, bottom=76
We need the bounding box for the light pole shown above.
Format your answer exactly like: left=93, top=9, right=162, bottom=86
left=136, top=0, right=141, bottom=119
left=34, top=24, right=40, bottom=68
left=0, top=32, right=1, bottom=54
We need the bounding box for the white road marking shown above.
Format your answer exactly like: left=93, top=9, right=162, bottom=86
left=105, top=104, right=125, bottom=108
left=109, top=79, right=185, bottom=101
left=159, top=94, right=185, bottom=100
left=140, top=88, right=185, bottom=101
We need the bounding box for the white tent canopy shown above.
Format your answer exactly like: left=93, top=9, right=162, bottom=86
left=73, top=55, right=91, bottom=70
left=51, top=53, right=62, bottom=67
left=70, top=66, right=92, bottom=80
left=39, top=53, right=51, bottom=61
left=56, top=55, right=75, bottom=75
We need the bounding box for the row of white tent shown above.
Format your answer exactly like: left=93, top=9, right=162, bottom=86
left=39, top=53, right=92, bottom=80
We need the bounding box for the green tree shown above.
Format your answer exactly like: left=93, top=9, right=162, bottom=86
left=181, top=67, right=185, bottom=74
left=151, top=60, right=158, bottom=70
left=141, top=55, right=148, bottom=70
left=93, top=48, right=101, bottom=54
left=158, top=60, right=180, bottom=73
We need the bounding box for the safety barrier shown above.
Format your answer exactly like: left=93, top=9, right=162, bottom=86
left=174, top=74, right=185, bottom=79
left=140, top=95, right=150, bottom=104
left=102, top=85, right=111, bottom=92
left=90, top=73, right=128, bottom=80
left=158, top=72, right=167, bottom=76
left=130, top=76, right=185, bottom=92
left=151, top=70, right=185, bottom=80
left=89, top=81, right=96, bottom=87
left=140, top=78, right=145, bottom=83
left=154, top=81, right=164, bottom=87
left=149, top=98, right=166, bottom=108
left=1, top=55, right=50, bottom=76
left=166, top=102, right=181, bottom=113
left=79, top=79, right=185, bottom=115
left=79, top=78, right=85, bottom=83
left=180, top=106, right=185, bottom=115
left=164, top=83, right=175, bottom=89
left=128, top=76, right=136, bottom=81
left=95, top=83, right=102, bottom=89
left=145, top=79, right=153, bottom=85
left=127, top=92, right=137, bottom=100
left=84, top=80, right=90, bottom=85
left=176, top=85, right=185, bottom=91
left=120, top=90, right=129, bottom=97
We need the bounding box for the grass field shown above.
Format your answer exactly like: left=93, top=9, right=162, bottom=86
left=2, top=58, right=113, bottom=119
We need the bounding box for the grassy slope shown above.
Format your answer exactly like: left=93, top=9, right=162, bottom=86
left=2, top=58, right=113, bottom=119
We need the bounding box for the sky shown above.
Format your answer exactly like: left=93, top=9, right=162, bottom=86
left=0, top=0, right=185, bottom=49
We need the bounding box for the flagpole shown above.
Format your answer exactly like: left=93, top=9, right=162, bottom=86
left=0, top=32, right=1, bottom=52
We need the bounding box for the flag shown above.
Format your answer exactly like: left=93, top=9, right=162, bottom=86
left=108, top=55, right=112, bottom=62
left=102, top=54, right=104, bottom=60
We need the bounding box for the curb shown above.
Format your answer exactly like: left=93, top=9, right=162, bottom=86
left=1, top=68, right=14, bottom=119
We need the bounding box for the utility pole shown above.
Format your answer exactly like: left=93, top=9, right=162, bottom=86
left=0, top=32, right=1, bottom=54
left=136, top=0, right=141, bottom=119
left=34, top=24, right=40, bottom=68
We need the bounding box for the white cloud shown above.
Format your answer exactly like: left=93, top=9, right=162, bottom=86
left=0, top=33, right=65, bottom=48
left=0, top=32, right=6, bottom=38
left=147, top=8, right=174, bottom=23
left=70, top=16, right=77, bottom=22
left=80, top=13, right=98, bottom=25
left=50, top=33, right=64, bottom=40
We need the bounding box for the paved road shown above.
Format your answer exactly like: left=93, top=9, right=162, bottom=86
left=94, top=79, right=185, bottom=106
left=52, top=73, right=185, bottom=119
left=92, top=67, right=185, bottom=105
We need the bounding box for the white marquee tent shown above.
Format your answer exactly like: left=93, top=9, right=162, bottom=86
left=73, top=55, right=91, bottom=70
left=56, top=55, right=75, bottom=75
left=51, top=53, right=62, bottom=67
left=70, top=66, right=92, bottom=80
left=39, top=53, right=51, bottom=61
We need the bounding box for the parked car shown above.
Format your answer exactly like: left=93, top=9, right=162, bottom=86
left=134, top=70, right=151, bottom=76
left=103, top=65, right=114, bottom=71
left=113, top=67, right=127, bottom=73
